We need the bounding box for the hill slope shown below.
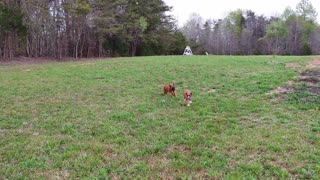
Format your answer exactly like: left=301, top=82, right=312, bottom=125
left=0, top=56, right=319, bottom=178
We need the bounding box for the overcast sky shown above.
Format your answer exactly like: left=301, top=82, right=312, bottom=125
left=164, top=0, right=320, bottom=26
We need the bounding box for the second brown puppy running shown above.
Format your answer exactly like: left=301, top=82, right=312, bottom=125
left=184, top=90, right=192, bottom=106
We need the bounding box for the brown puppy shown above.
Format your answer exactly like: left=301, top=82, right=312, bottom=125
left=184, top=90, right=192, bottom=106
left=163, top=83, right=176, bottom=96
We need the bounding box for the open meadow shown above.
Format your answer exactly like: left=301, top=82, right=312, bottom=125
left=0, top=56, right=319, bottom=179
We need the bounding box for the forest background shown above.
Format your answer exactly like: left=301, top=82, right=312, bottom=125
left=0, top=0, right=319, bottom=60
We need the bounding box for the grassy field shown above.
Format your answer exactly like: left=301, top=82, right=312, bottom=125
left=0, top=56, right=319, bottom=179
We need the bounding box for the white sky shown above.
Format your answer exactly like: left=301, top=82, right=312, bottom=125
left=164, top=0, right=320, bottom=27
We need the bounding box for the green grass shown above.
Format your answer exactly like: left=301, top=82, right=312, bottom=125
left=0, top=56, right=319, bottom=179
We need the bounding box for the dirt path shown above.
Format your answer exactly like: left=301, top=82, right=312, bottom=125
left=269, top=58, right=320, bottom=96
left=307, top=59, right=320, bottom=68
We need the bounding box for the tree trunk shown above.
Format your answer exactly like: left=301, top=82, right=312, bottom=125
left=98, top=34, right=103, bottom=57
left=26, top=37, right=31, bottom=57
left=3, top=32, right=16, bottom=60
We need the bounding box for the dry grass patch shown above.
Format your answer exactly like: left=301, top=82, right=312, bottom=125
left=285, top=63, right=301, bottom=69
left=306, top=59, right=320, bottom=68
left=269, top=61, right=320, bottom=104
left=267, top=86, right=294, bottom=95
left=207, top=89, right=217, bottom=93
left=166, top=144, right=192, bottom=154
left=146, top=155, right=170, bottom=169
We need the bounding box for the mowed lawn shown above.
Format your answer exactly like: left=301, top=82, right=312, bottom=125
left=0, top=56, right=319, bottom=179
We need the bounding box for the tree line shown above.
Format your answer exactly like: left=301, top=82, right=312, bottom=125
left=181, top=0, right=320, bottom=55
left=0, top=0, right=187, bottom=60
left=1, top=0, right=319, bottom=60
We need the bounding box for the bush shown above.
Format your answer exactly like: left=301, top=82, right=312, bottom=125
left=301, top=43, right=312, bottom=55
